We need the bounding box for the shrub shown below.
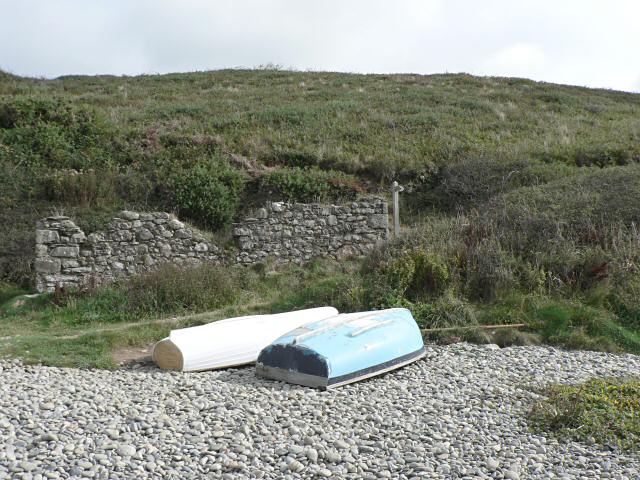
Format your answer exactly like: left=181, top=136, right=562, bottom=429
left=168, top=160, right=246, bottom=229
left=486, top=164, right=640, bottom=253
left=407, top=250, right=451, bottom=300
left=0, top=96, right=114, bottom=170
left=359, top=247, right=454, bottom=309
left=532, top=303, right=640, bottom=354
left=260, top=166, right=362, bottom=203
left=410, top=156, right=576, bottom=212
left=124, top=263, right=242, bottom=316
left=39, top=167, right=154, bottom=208
left=269, top=273, right=357, bottom=313
left=529, top=378, right=640, bottom=451
left=412, top=293, right=477, bottom=329
left=575, top=145, right=638, bottom=167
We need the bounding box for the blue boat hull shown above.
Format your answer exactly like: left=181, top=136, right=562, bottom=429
left=256, top=308, right=426, bottom=389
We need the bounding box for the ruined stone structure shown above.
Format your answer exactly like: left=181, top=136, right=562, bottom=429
left=34, top=212, right=223, bottom=293
left=233, top=199, right=388, bottom=264
left=34, top=199, right=388, bottom=293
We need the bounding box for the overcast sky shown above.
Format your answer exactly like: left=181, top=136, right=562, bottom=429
left=1, top=0, right=638, bottom=92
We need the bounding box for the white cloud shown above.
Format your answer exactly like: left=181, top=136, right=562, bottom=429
left=0, top=0, right=638, bottom=92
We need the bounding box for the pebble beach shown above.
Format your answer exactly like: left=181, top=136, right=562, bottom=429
left=1, top=343, right=639, bottom=479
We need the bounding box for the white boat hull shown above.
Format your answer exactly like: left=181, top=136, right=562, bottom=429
left=152, top=307, right=339, bottom=372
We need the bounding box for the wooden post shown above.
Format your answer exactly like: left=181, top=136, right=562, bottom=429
left=391, top=181, right=404, bottom=237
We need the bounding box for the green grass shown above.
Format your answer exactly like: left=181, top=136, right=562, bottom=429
left=529, top=378, right=640, bottom=452
left=3, top=71, right=638, bottom=180
left=0, top=260, right=361, bottom=368
left=1, top=69, right=640, bottom=369
left=0, top=282, right=28, bottom=304
left=2, top=258, right=640, bottom=368
left=2, top=69, right=639, bottom=282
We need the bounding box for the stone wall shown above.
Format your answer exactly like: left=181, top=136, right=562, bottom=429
left=232, top=198, right=388, bottom=264
left=34, top=212, right=223, bottom=293
left=34, top=198, right=389, bottom=293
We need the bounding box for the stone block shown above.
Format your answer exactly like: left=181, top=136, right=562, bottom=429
left=35, top=244, right=48, bottom=257
left=194, top=242, right=208, bottom=252
left=50, top=246, right=79, bottom=258
left=368, top=213, right=388, bottom=229
left=60, top=219, right=80, bottom=232
left=86, top=232, right=105, bottom=243
left=233, top=227, right=251, bottom=237
left=35, top=229, right=60, bottom=244
left=327, top=215, right=338, bottom=226
left=34, top=258, right=61, bottom=274
left=167, top=219, right=184, bottom=230
left=119, top=211, right=140, bottom=220
left=174, top=229, right=192, bottom=239
left=109, top=230, right=132, bottom=242
left=270, top=202, right=284, bottom=213
left=239, top=239, right=253, bottom=250
left=137, top=228, right=154, bottom=241
left=67, top=267, right=92, bottom=274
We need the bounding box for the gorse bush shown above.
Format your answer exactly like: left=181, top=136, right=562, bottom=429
left=486, top=164, right=640, bottom=249
left=168, top=160, right=246, bottom=229
left=0, top=96, right=115, bottom=170
left=360, top=247, right=452, bottom=308
left=260, top=166, right=362, bottom=203
left=411, top=156, right=578, bottom=212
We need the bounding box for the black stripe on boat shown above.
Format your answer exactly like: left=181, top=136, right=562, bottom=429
left=256, top=345, right=426, bottom=390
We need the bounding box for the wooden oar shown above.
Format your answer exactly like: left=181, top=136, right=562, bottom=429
left=421, top=323, right=526, bottom=334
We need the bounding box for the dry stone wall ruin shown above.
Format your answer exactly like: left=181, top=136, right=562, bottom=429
left=34, top=199, right=388, bottom=293
left=34, top=212, right=224, bottom=293
left=233, top=199, right=388, bottom=264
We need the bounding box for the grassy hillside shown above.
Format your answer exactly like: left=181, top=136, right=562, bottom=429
left=2, top=69, right=639, bottom=283
left=2, top=69, right=640, bottom=366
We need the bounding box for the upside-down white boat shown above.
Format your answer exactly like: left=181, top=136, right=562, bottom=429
left=256, top=308, right=426, bottom=389
left=152, top=307, right=339, bottom=372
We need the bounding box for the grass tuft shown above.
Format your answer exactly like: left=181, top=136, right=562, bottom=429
left=529, top=378, right=640, bottom=452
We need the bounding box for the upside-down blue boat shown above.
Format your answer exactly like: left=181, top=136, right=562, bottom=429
left=255, top=308, right=426, bottom=389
